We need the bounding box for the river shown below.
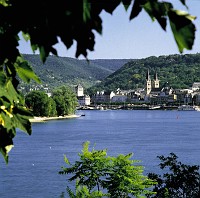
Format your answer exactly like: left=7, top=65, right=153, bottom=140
left=1, top=110, right=200, bottom=197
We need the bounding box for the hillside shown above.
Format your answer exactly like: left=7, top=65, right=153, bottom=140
left=87, top=53, right=200, bottom=94
left=21, top=54, right=128, bottom=90
left=87, top=59, right=133, bottom=72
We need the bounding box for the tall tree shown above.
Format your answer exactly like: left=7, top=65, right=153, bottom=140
left=0, top=0, right=197, bottom=162
left=48, top=97, right=57, bottom=117
left=52, top=86, right=78, bottom=116
left=25, top=91, right=50, bottom=117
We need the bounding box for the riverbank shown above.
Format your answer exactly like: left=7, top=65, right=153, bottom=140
left=77, top=104, right=179, bottom=111
left=29, top=114, right=81, bottom=123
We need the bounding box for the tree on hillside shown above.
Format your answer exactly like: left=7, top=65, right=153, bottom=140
left=0, top=0, right=197, bottom=162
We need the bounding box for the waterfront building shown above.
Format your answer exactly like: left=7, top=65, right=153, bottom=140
left=193, top=94, right=200, bottom=105
left=175, top=89, right=193, bottom=104
left=77, top=95, right=91, bottom=106
left=75, top=84, right=91, bottom=106
left=192, top=82, right=200, bottom=91
left=92, top=91, right=115, bottom=103
left=75, top=84, right=84, bottom=97
left=111, top=95, right=127, bottom=103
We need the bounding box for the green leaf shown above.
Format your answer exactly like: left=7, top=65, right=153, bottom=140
left=130, top=0, right=145, bottom=20
left=12, top=106, right=33, bottom=135
left=0, top=0, right=9, bottom=7
left=101, top=0, right=121, bottom=14
left=143, top=1, right=172, bottom=31
left=179, top=0, right=187, bottom=7
left=31, top=43, right=38, bottom=52
left=14, top=57, right=41, bottom=84
left=64, top=154, right=70, bottom=165
left=0, top=126, right=15, bottom=164
left=39, top=46, right=48, bottom=63
left=0, top=76, right=22, bottom=103
left=0, top=109, right=13, bottom=131
left=66, top=186, right=76, bottom=198
left=0, top=147, right=8, bottom=164
left=122, top=0, right=132, bottom=11
left=83, top=0, right=91, bottom=22
left=168, top=9, right=196, bottom=53
left=0, top=71, right=7, bottom=87
left=22, top=32, right=31, bottom=42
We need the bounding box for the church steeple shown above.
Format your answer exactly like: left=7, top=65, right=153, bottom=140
left=154, top=72, right=158, bottom=81
left=146, top=69, right=151, bottom=94
left=146, top=69, right=150, bottom=81
left=153, top=71, right=159, bottom=88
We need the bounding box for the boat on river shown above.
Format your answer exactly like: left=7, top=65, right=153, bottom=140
left=148, top=105, right=161, bottom=110
left=178, top=105, right=200, bottom=111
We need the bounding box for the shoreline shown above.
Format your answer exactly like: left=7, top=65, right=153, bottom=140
left=29, top=114, right=81, bottom=123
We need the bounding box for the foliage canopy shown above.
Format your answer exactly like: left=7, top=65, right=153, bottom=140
left=59, top=141, right=156, bottom=197
left=147, top=153, right=200, bottom=198
left=25, top=86, right=78, bottom=117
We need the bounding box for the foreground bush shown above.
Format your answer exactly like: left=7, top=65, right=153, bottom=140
left=147, top=152, right=200, bottom=198
left=59, top=141, right=156, bottom=198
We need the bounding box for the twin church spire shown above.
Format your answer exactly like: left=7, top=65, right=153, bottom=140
left=146, top=69, right=159, bottom=94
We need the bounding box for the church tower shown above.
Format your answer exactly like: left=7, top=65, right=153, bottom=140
left=75, top=84, right=84, bottom=97
left=152, top=72, right=159, bottom=88
left=146, top=69, right=151, bottom=95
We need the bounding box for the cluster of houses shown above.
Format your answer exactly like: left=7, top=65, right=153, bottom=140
left=75, top=70, right=200, bottom=107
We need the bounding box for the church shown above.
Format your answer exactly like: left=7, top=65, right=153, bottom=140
left=145, top=69, right=176, bottom=103
left=145, top=69, right=160, bottom=95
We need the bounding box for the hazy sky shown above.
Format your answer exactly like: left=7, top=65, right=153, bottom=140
left=18, top=0, right=200, bottom=60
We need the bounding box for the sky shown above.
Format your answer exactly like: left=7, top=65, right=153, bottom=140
left=18, top=0, right=200, bottom=60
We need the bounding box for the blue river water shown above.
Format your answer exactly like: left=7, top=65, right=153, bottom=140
left=1, top=110, right=200, bottom=198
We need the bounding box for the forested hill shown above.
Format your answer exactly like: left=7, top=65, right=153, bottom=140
left=22, top=54, right=129, bottom=89
left=87, top=53, right=200, bottom=94
left=86, top=59, right=133, bottom=72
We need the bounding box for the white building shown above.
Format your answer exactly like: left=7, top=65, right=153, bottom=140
left=192, top=82, right=200, bottom=91
left=77, top=95, right=91, bottom=106
left=75, top=84, right=84, bottom=97
left=75, top=84, right=91, bottom=106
